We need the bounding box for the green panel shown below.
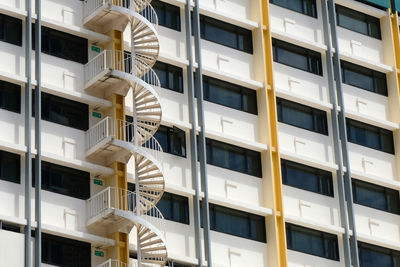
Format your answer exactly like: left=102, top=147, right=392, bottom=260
left=94, top=250, right=104, bottom=257
left=92, top=111, right=102, bottom=118
left=94, top=179, right=103, bottom=186
left=394, top=0, right=400, bottom=12
left=360, top=0, right=390, bottom=9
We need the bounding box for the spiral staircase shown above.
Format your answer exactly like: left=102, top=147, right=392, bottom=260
left=82, top=0, right=167, bottom=266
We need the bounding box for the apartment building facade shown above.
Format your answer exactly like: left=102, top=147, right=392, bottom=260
left=1, top=0, right=400, bottom=266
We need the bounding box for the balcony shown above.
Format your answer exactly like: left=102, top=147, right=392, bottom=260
left=87, top=187, right=167, bottom=264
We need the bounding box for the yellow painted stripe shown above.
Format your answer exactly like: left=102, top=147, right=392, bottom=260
left=260, top=0, right=287, bottom=266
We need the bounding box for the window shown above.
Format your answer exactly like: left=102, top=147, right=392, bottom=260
left=277, top=98, right=328, bottom=135
left=359, top=241, right=400, bottom=267
left=281, top=159, right=333, bottom=196
left=205, top=203, right=266, bottom=242
left=42, top=234, right=91, bottom=267
left=336, top=5, right=381, bottom=39
left=272, top=38, right=322, bottom=75
left=352, top=179, right=400, bottom=214
left=157, top=192, right=189, bottom=224
left=0, top=13, right=22, bottom=46
left=0, top=150, right=20, bottom=184
left=341, top=60, right=387, bottom=96
left=205, top=138, right=262, bottom=177
left=153, top=61, right=183, bottom=93
left=286, top=223, right=339, bottom=261
left=270, top=0, right=317, bottom=18
left=33, top=25, right=88, bottom=64
left=0, top=80, right=20, bottom=113
left=152, top=0, right=181, bottom=31
left=0, top=222, right=20, bottom=233
left=201, top=75, right=257, bottom=114
left=346, top=118, right=394, bottom=154
left=198, top=15, right=253, bottom=54
left=34, top=91, right=89, bottom=131
left=166, top=262, right=192, bottom=267
left=33, top=160, right=90, bottom=200
left=155, top=125, right=186, bottom=157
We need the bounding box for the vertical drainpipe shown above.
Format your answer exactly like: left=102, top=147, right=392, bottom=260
left=321, top=1, right=352, bottom=266
left=185, top=1, right=204, bottom=266
left=327, top=0, right=360, bottom=266
left=25, top=0, right=32, bottom=265
left=193, top=0, right=213, bottom=266
left=34, top=0, right=42, bottom=264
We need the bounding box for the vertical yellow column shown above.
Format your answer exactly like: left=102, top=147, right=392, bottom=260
left=105, top=29, right=130, bottom=264
left=258, top=0, right=287, bottom=266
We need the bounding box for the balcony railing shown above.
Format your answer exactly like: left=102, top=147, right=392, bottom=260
left=87, top=186, right=165, bottom=231
left=84, top=50, right=160, bottom=88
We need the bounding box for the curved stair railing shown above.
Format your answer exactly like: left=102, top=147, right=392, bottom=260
left=83, top=0, right=167, bottom=265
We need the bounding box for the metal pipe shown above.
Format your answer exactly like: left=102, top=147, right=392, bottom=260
left=321, top=1, right=351, bottom=266
left=185, top=0, right=203, bottom=266
left=328, top=0, right=360, bottom=266
left=25, top=0, right=32, bottom=265
left=34, top=0, right=42, bottom=265
left=193, top=1, right=212, bottom=266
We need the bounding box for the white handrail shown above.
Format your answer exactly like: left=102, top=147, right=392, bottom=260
left=83, top=0, right=106, bottom=18
left=87, top=187, right=165, bottom=233
left=96, top=259, right=137, bottom=267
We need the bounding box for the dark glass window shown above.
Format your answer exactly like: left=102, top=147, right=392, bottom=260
left=0, top=150, right=20, bottom=184
left=0, top=80, right=20, bottom=113
left=281, top=159, right=333, bottom=196
left=155, top=125, right=186, bottom=157
left=341, top=60, right=387, bottom=96
left=157, top=192, right=189, bottom=224
left=270, top=0, right=317, bottom=18
left=33, top=25, right=88, bottom=64
left=359, top=241, right=400, bottom=267
left=205, top=138, right=262, bottom=177
left=202, top=75, right=257, bottom=114
left=154, top=61, right=183, bottom=93
left=336, top=5, right=381, bottom=39
left=198, top=15, right=253, bottom=54
left=33, top=91, right=89, bottom=131
left=346, top=118, right=394, bottom=154
left=272, top=39, right=322, bottom=75
left=33, top=160, right=90, bottom=200
left=0, top=13, right=22, bottom=46
left=277, top=98, right=328, bottom=135
left=42, top=234, right=91, bottom=267
left=152, top=0, right=181, bottom=31
left=205, top=203, right=266, bottom=242
left=352, top=179, right=400, bottom=214
left=0, top=222, right=20, bottom=233
left=286, top=223, right=339, bottom=261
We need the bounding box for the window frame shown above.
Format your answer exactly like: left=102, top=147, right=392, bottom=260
left=286, top=223, right=340, bottom=261
left=153, top=61, right=184, bottom=93
left=205, top=138, right=262, bottom=178
left=270, top=0, right=318, bottom=18
left=154, top=125, right=187, bottom=158
left=33, top=91, right=89, bottom=131
left=201, top=75, right=258, bottom=115
left=0, top=150, right=20, bottom=184
left=205, top=202, right=267, bottom=243
left=336, top=4, right=381, bottom=39
left=352, top=178, right=400, bottom=215
left=152, top=0, right=181, bottom=31
left=272, top=38, right=323, bottom=76
left=32, top=160, right=90, bottom=200
left=346, top=118, right=394, bottom=154
left=0, top=80, right=21, bottom=113
left=156, top=192, right=190, bottom=224
left=277, top=97, right=328, bottom=135
left=0, top=13, right=22, bottom=46
left=197, top=14, right=254, bottom=54
left=281, top=159, right=334, bottom=197
left=341, top=60, right=387, bottom=96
